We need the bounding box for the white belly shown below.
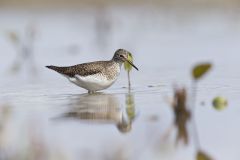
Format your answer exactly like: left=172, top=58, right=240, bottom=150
left=68, top=74, right=117, bottom=91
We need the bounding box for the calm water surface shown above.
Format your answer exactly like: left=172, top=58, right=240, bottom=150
left=0, top=6, right=240, bottom=160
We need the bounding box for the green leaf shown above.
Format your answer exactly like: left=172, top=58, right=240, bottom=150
left=213, top=96, right=228, bottom=111
left=192, top=63, right=212, bottom=80
left=124, top=53, right=133, bottom=72
left=196, top=151, right=213, bottom=160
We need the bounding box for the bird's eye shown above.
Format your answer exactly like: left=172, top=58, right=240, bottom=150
left=120, top=55, right=124, bottom=58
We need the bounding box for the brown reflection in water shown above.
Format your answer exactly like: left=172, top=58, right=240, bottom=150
left=57, top=93, right=136, bottom=134
left=172, top=87, right=191, bottom=145
left=170, top=87, right=213, bottom=160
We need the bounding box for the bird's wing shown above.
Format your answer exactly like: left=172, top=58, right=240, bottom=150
left=46, top=61, right=107, bottom=77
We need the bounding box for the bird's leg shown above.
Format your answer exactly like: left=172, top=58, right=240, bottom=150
left=88, top=90, right=96, bottom=94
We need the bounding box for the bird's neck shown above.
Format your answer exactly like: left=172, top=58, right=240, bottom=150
left=112, top=58, right=123, bottom=66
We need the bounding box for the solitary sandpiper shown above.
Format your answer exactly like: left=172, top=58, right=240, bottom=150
left=46, top=49, right=138, bottom=93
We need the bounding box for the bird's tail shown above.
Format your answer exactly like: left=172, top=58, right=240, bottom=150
left=46, top=65, right=58, bottom=70
left=46, top=65, right=66, bottom=74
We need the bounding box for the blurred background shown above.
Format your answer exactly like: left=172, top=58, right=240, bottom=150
left=0, top=0, right=240, bottom=160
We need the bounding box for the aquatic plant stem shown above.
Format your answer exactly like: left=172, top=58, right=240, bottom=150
left=127, top=71, right=131, bottom=90
left=191, top=80, right=201, bottom=149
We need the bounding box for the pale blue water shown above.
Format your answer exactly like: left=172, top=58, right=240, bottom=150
left=0, top=6, right=240, bottom=160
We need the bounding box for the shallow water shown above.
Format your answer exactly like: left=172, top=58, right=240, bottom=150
left=0, top=6, right=240, bottom=160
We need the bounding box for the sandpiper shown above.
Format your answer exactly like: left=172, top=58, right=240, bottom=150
left=46, top=49, right=138, bottom=93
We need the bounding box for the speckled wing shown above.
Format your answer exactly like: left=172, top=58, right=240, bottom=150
left=46, top=61, right=107, bottom=77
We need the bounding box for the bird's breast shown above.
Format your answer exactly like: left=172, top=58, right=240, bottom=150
left=104, top=63, right=121, bottom=81
left=70, top=73, right=117, bottom=91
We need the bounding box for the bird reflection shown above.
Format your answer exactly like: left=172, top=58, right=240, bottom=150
left=58, top=93, right=135, bottom=133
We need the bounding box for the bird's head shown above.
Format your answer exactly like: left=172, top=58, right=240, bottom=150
left=112, top=49, right=138, bottom=71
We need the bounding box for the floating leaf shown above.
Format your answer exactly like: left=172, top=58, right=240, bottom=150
left=213, top=96, right=228, bottom=111
left=124, top=53, right=133, bottom=72
left=196, top=150, right=213, bottom=160
left=192, top=63, right=212, bottom=80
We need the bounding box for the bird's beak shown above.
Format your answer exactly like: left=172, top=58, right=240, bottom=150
left=125, top=57, right=139, bottom=71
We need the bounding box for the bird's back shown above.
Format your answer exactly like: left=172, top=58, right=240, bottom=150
left=46, top=61, right=111, bottom=77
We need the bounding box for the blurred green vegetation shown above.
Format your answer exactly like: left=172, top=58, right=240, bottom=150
left=167, top=62, right=215, bottom=159
left=6, top=25, right=37, bottom=75
left=213, top=96, right=228, bottom=111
